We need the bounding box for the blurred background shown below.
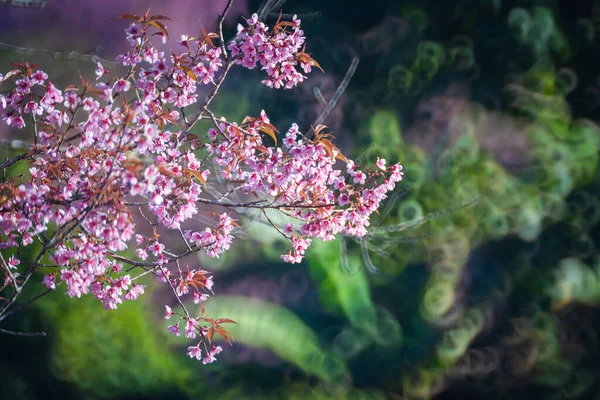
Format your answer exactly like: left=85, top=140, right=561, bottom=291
left=2, top=0, right=600, bottom=399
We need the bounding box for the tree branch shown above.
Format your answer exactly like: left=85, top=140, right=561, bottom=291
left=218, top=0, right=236, bottom=59
left=0, top=327, right=46, bottom=337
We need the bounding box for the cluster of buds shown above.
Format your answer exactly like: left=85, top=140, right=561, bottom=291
left=0, top=8, right=402, bottom=362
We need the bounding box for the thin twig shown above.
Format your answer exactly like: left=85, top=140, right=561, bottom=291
left=0, top=288, right=53, bottom=323
left=217, top=0, right=236, bottom=59
left=0, top=0, right=46, bottom=7
left=168, top=260, right=190, bottom=318
left=266, top=11, right=322, bottom=21
left=185, top=61, right=235, bottom=133
left=196, top=197, right=335, bottom=209
left=0, top=327, right=46, bottom=337
left=308, top=57, right=359, bottom=138
left=257, top=0, right=279, bottom=22
left=313, top=87, right=328, bottom=107
left=179, top=228, right=193, bottom=252
left=0, top=41, right=117, bottom=66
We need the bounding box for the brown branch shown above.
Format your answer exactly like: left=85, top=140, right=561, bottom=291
left=0, top=150, right=35, bottom=170
left=0, top=288, right=54, bottom=324
left=185, top=60, right=235, bottom=133
left=168, top=259, right=190, bottom=319
left=218, top=0, right=235, bottom=59
left=196, top=197, right=335, bottom=209
left=109, top=246, right=200, bottom=268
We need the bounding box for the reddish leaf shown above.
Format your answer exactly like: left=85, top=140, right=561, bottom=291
left=319, top=138, right=348, bottom=163
left=179, top=66, right=198, bottom=83
left=117, top=14, right=141, bottom=21
left=148, top=20, right=169, bottom=37
left=214, top=318, right=237, bottom=324
left=160, top=112, right=178, bottom=125
left=319, top=139, right=334, bottom=159
left=198, top=21, right=218, bottom=47
left=259, top=123, right=279, bottom=144
left=296, top=47, right=324, bottom=73
left=214, top=325, right=234, bottom=345
left=184, top=133, right=202, bottom=148
left=312, top=124, right=328, bottom=137
left=150, top=15, right=172, bottom=21
left=241, top=115, right=256, bottom=125
left=186, top=169, right=206, bottom=186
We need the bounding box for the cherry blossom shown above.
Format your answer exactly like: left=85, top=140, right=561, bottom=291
left=0, top=8, right=403, bottom=364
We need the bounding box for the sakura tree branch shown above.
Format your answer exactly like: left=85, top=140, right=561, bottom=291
left=185, top=60, right=235, bottom=133
left=167, top=260, right=191, bottom=319
left=196, top=197, right=336, bottom=209
left=218, top=0, right=236, bottom=59
left=0, top=287, right=54, bottom=324
left=0, top=10, right=405, bottom=363
left=0, top=150, right=35, bottom=170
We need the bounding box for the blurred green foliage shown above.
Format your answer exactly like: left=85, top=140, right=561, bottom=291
left=3, top=0, right=600, bottom=399
left=39, top=292, right=195, bottom=399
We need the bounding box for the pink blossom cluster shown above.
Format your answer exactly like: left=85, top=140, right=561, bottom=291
left=160, top=266, right=230, bottom=365
left=0, top=11, right=403, bottom=361
left=229, top=13, right=316, bottom=89
left=202, top=114, right=403, bottom=263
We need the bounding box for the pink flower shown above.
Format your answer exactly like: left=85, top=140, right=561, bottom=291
left=164, top=305, right=175, bottom=319
left=187, top=345, right=202, bottom=360
left=125, top=23, right=141, bottom=38
left=284, top=223, right=294, bottom=235
left=185, top=318, right=199, bottom=339
left=338, top=193, right=350, bottom=206
left=192, top=292, right=209, bottom=304
left=202, top=353, right=217, bottom=365
left=95, top=63, right=107, bottom=80
left=7, top=115, right=25, bottom=129
left=113, top=79, right=131, bottom=92
left=179, top=35, right=189, bottom=47
left=168, top=324, right=181, bottom=336
left=150, top=241, right=165, bottom=256
left=333, top=177, right=346, bottom=190
left=42, top=274, right=56, bottom=290
left=30, top=70, right=48, bottom=85
left=202, top=345, right=223, bottom=364
left=7, top=256, right=20, bottom=269
left=124, top=284, right=145, bottom=300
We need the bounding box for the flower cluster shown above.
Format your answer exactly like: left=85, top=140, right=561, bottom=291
left=0, top=10, right=402, bottom=362
left=160, top=266, right=229, bottom=365
left=229, top=13, right=320, bottom=89
left=201, top=114, right=403, bottom=263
